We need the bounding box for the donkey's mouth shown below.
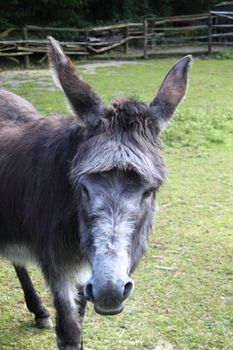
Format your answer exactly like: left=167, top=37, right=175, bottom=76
left=94, top=304, right=124, bottom=316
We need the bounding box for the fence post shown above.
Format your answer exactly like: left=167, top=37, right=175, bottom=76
left=23, top=26, right=29, bottom=68
left=124, top=25, right=129, bottom=54
left=208, top=13, right=213, bottom=55
left=143, top=19, right=148, bottom=59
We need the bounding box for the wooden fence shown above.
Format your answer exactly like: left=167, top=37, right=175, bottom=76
left=0, top=12, right=233, bottom=67
left=143, top=13, right=210, bottom=58
left=0, top=23, right=144, bottom=67
left=208, top=10, right=233, bottom=52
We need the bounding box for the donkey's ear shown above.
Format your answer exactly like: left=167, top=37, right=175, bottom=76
left=48, top=36, right=104, bottom=125
left=150, top=55, right=192, bottom=134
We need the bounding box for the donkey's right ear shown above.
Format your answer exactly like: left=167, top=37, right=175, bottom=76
left=48, top=36, right=104, bottom=125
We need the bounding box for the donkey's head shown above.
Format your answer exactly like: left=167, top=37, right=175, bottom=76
left=48, top=37, right=192, bottom=315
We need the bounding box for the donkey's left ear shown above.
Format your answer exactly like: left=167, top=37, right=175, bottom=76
left=48, top=36, right=104, bottom=125
left=150, top=55, right=192, bottom=134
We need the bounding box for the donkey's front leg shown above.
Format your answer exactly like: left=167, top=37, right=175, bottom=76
left=14, top=264, right=52, bottom=329
left=76, top=286, right=87, bottom=350
left=52, top=282, right=84, bottom=350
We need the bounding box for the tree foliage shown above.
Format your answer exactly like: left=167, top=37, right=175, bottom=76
left=0, top=0, right=220, bottom=28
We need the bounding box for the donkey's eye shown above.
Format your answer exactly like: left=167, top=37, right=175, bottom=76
left=82, top=185, right=90, bottom=200
left=142, top=188, right=155, bottom=199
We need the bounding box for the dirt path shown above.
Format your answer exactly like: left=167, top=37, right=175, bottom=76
left=0, top=60, right=140, bottom=90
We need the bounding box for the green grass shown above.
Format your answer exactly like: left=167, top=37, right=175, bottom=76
left=0, top=58, right=232, bottom=350
left=6, top=58, right=233, bottom=148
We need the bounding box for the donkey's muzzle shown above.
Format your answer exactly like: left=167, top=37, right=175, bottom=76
left=83, top=278, right=134, bottom=316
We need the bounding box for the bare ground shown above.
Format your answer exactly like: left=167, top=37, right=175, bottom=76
left=0, top=60, right=141, bottom=90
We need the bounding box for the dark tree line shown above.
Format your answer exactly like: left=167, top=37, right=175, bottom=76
left=0, top=0, right=220, bottom=28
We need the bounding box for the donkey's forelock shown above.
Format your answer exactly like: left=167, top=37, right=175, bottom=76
left=71, top=99, right=166, bottom=185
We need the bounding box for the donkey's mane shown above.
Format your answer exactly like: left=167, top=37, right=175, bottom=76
left=72, top=98, right=166, bottom=185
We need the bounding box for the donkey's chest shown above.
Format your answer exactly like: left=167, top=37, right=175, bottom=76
left=0, top=243, right=36, bottom=266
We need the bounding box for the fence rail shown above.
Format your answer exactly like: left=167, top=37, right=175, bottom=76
left=0, top=11, right=233, bottom=66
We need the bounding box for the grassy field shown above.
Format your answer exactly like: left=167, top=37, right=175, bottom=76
left=0, top=57, right=232, bottom=350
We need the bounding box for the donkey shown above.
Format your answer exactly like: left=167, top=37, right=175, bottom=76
left=0, top=36, right=192, bottom=350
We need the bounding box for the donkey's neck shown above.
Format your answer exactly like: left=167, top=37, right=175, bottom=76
left=0, top=115, right=82, bottom=239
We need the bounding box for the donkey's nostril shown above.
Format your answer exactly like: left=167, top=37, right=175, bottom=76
left=123, top=280, right=134, bottom=299
left=84, top=278, right=134, bottom=305
left=84, top=282, right=94, bottom=302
